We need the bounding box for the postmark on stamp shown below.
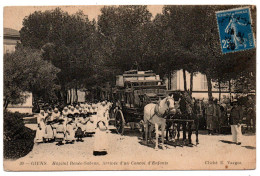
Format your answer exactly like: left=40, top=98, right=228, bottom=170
left=216, top=7, right=255, bottom=54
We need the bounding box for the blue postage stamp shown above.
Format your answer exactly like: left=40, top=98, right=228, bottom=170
left=216, top=7, right=255, bottom=54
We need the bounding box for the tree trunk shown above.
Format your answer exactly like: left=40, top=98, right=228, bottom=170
left=228, top=80, right=232, bottom=102
left=75, top=84, right=78, bottom=103
left=69, top=89, right=72, bottom=104
left=218, top=80, right=221, bottom=101
left=61, top=83, right=67, bottom=104
left=206, top=73, right=213, bottom=100
left=183, top=69, right=187, bottom=91
left=4, top=98, right=9, bottom=110
left=190, top=71, right=194, bottom=96
left=168, top=72, right=172, bottom=90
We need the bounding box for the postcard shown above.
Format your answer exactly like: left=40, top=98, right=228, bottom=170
left=3, top=5, right=256, bottom=171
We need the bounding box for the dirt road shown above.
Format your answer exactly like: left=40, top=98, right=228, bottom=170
left=4, top=125, right=256, bottom=171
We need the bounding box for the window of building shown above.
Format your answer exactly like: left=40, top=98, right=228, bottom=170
left=201, top=75, right=208, bottom=90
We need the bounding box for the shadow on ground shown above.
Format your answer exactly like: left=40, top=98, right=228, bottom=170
left=110, top=128, right=142, bottom=138
left=242, top=145, right=256, bottom=150
left=219, top=140, right=235, bottom=144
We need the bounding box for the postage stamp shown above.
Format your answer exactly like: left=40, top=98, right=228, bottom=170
left=216, top=7, right=255, bottom=54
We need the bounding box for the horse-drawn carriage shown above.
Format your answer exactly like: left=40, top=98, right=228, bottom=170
left=110, top=70, right=199, bottom=149
left=110, top=70, right=167, bottom=134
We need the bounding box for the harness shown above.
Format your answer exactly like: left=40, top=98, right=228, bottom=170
left=149, top=97, right=173, bottom=121
left=154, top=104, right=167, bottom=118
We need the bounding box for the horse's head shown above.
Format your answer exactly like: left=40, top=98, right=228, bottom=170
left=166, top=95, right=176, bottom=113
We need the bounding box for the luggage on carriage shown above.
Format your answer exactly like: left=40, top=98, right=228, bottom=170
left=109, top=70, right=167, bottom=135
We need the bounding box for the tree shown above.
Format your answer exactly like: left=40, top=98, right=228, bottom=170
left=97, top=6, right=153, bottom=75
left=20, top=8, right=97, bottom=103
left=193, top=6, right=256, bottom=99
left=4, top=47, right=60, bottom=109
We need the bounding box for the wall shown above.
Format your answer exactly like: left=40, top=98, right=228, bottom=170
left=4, top=30, right=33, bottom=114
left=167, top=69, right=231, bottom=100
left=7, top=92, right=33, bottom=114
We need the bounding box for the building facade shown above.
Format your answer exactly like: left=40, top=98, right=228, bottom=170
left=165, top=69, right=231, bottom=100
left=4, top=28, right=33, bottom=114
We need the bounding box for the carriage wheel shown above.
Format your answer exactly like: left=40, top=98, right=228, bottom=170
left=115, top=109, right=125, bottom=135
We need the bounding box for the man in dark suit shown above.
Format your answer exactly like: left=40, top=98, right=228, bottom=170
left=230, top=99, right=243, bottom=145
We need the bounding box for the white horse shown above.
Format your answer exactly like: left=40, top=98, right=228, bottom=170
left=143, top=95, right=175, bottom=150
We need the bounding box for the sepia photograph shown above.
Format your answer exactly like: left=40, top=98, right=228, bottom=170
left=3, top=4, right=256, bottom=171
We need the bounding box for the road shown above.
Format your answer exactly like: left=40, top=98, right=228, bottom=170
left=4, top=124, right=256, bottom=171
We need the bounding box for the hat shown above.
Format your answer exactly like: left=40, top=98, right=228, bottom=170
left=58, top=118, right=64, bottom=122
left=54, top=108, right=59, bottom=112
left=79, top=113, right=85, bottom=118
left=64, top=107, right=68, bottom=110
left=76, top=105, right=79, bottom=108
left=67, top=114, right=74, bottom=118
left=40, top=110, right=45, bottom=113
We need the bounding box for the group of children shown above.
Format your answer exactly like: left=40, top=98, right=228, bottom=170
left=34, top=101, right=112, bottom=150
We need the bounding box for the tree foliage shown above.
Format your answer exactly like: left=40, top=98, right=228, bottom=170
left=97, top=6, right=153, bottom=73
left=20, top=8, right=97, bottom=102
left=16, top=5, right=256, bottom=102
left=4, top=47, right=60, bottom=108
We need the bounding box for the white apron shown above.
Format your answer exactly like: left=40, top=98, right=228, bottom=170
left=34, top=115, right=45, bottom=143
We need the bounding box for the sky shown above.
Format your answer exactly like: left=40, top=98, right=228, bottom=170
left=3, top=5, right=164, bottom=31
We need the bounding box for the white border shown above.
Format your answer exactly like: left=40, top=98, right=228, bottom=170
left=0, top=1, right=259, bottom=176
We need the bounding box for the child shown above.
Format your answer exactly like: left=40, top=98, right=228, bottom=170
left=75, top=119, right=84, bottom=142
left=65, top=118, right=76, bottom=144
left=44, top=121, right=54, bottom=142
left=55, top=119, right=66, bottom=146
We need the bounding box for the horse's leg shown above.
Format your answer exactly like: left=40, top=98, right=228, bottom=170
left=144, top=121, right=148, bottom=145
left=142, top=122, right=145, bottom=140
left=196, top=118, right=199, bottom=145
left=188, top=122, right=192, bottom=145
left=148, top=124, right=153, bottom=143
left=166, top=122, right=169, bottom=141
left=154, top=123, right=159, bottom=150
left=177, top=122, right=180, bottom=140
left=161, top=122, right=166, bottom=150
left=172, top=123, right=176, bottom=142
left=183, top=121, right=187, bottom=141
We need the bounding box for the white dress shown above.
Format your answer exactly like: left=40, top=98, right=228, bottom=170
left=94, top=121, right=109, bottom=152
left=97, top=105, right=109, bottom=128
left=34, top=114, right=46, bottom=143
left=86, top=114, right=97, bottom=133
left=51, top=112, right=60, bottom=137
left=65, top=123, right=76, bottom=141
left=44, top=124, right=54, bottom=139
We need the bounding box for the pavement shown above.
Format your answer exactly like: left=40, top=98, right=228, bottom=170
left=4, top=124, right=256, bottom=171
